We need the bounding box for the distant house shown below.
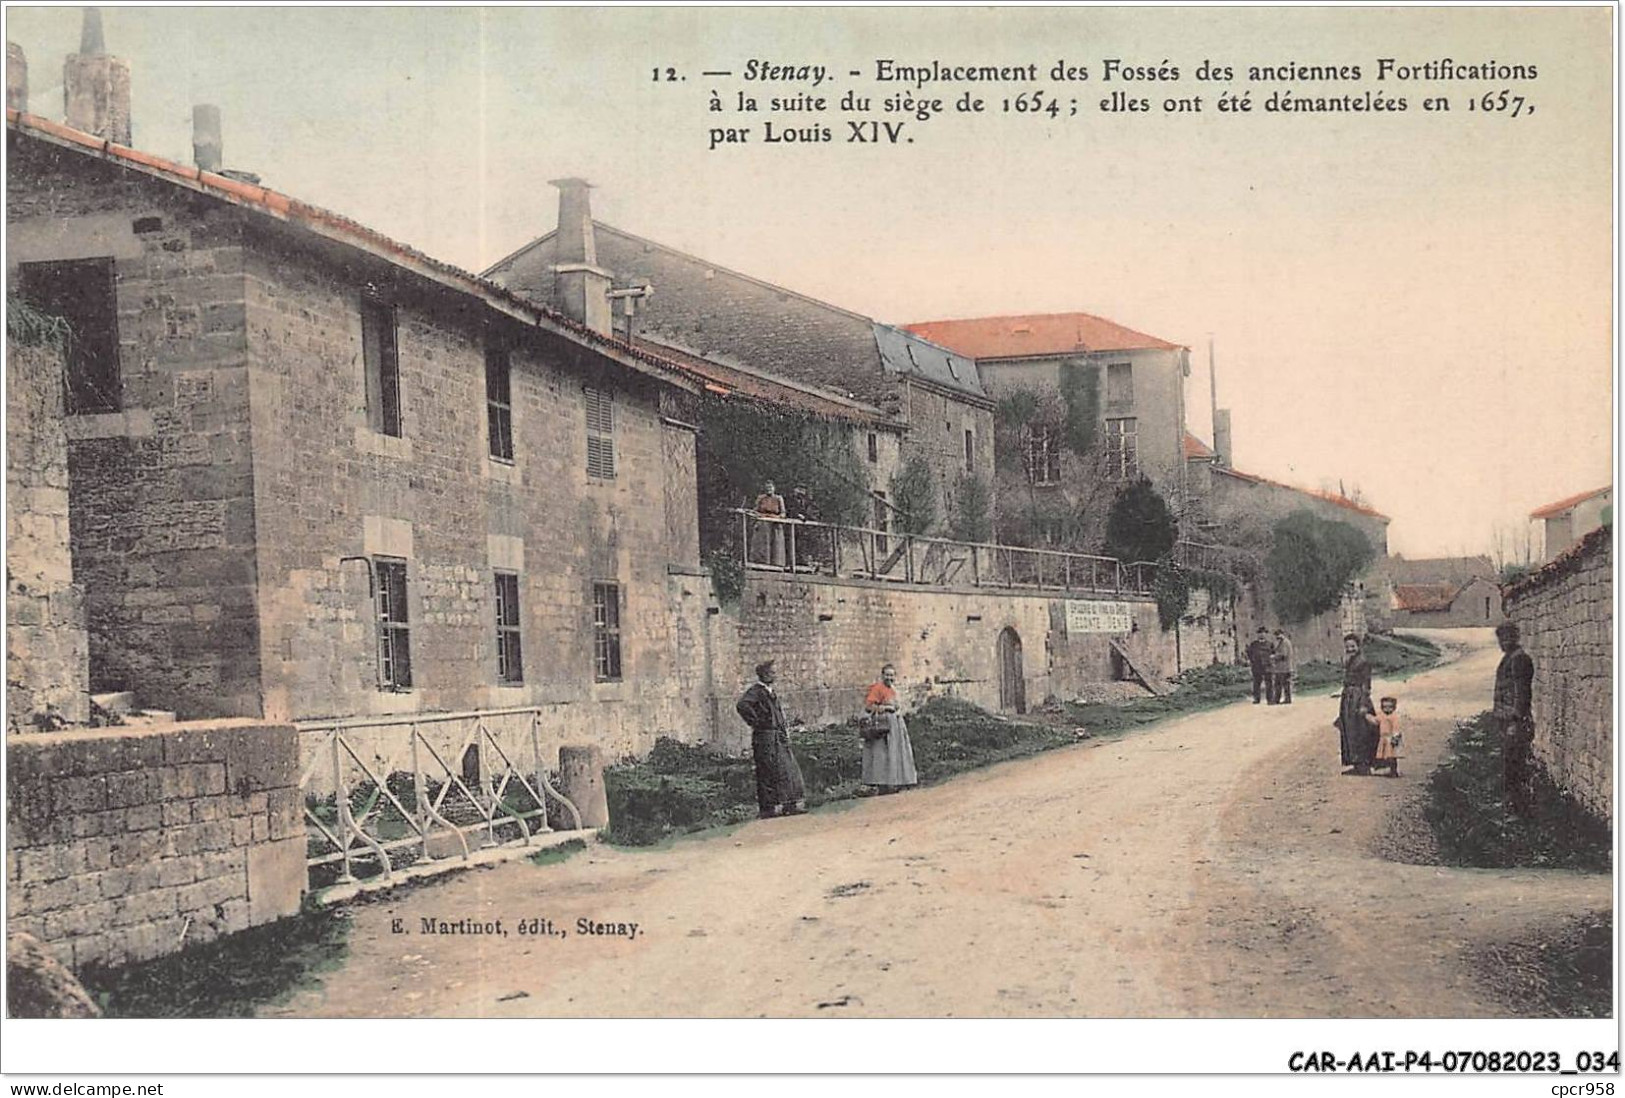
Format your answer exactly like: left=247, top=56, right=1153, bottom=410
left=902, top=311, right=1192, bottom=545
left=483, top=202, right=995, bottom=540
left=1531, top=486, right=1611, bottom=563
left=1392, top=576, right=1504, bottom=628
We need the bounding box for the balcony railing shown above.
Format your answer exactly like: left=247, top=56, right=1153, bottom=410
left=736, top=510, right=1156, bottom=596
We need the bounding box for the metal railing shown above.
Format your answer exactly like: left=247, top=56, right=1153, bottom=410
left=297, top=706, right=585, bottom=890
left=737, top=510, right=1156, bottom=596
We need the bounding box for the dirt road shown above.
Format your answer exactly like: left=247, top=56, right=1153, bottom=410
left=273, top=629, right=1609, bottom=1018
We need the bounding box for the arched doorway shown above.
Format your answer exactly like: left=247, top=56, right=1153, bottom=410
left=997, top=627, right=1026, bottom=714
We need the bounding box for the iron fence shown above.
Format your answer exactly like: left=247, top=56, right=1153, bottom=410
left=297, top=706, right=586, bottom=890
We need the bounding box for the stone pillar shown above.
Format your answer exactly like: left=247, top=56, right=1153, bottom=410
left=7, top=42, right=27, bottom=113
left=63, top=8, right=131, bottom=145
left=558, top=744, right=610, bottom=828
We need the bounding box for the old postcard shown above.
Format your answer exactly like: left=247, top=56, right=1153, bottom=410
left=2, top=3, right=1616, bottom=1080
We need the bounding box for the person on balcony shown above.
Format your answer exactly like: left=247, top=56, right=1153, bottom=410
left=788, top=484, right=819, bottom=572
left=861, top=663, right=919, bottom=794
left=735, top=660, right=807, bottom=819
left=754, top=481, right=787, bottom=568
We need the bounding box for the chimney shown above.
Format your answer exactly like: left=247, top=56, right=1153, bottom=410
left=192, top=103, right=222, bottom=173
left=549, top=177, right=613, bottom=337
left=7, top=43, right=26, bottom=112
left=1213, top=408, right=1233, bottom=468
left=63, top=7, right=130, bottom=144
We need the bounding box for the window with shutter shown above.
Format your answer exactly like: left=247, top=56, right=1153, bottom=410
left=585, top=387, right=616, bottom=479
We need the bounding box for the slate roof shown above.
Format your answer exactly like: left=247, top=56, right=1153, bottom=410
left=6, top=110, right=701, bottom=393
left=903, top=311, right=1185, bottom=359
left=484, top=221, right=990, bottom=405
left=1530, top=485, right=1611, bottom=519
left=630, top=336, right=901, bottom=428
left=871, top=323, right=987, bottom=400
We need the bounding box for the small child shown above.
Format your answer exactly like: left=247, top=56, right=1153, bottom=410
left=1372, top=696, right=1403, bottom=777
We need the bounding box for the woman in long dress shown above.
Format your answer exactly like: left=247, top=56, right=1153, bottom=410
left=1334, top=633, right=1377, bottom=774
left=862, top=664, right=919, bottom=794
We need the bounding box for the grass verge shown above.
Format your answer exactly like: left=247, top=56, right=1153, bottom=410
left=528, top=837, right=589, bottom=866
left=1468, top=910, right=1612, bottom=1018
left=1423, top=711, right=1611, bottom=872
left=79, top=902, right=351, bottom=1018
left=605, top=633, right=1441, bottom=847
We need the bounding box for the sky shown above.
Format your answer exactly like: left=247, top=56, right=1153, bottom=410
left=4, top=5, right=1614, bottom=558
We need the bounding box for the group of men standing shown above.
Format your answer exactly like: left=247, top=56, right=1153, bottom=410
left=1245, top=626, right=1296, bottom=705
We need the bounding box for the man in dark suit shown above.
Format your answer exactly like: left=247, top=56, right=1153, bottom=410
left=1493, top=621, right=1536, bottom=815
left=735, top=660, right=807, bottom=819
left=1245, top=627, right=1274, bottom=704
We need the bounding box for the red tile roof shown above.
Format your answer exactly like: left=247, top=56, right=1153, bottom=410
left=1392, top=583, right=1459, bottom=613
left=1529, top=485, right=1611, bottom=519
left=903, top=312, right=1184, bottom=359
left=630, top=337, right=900, bottom=428
left=1213, top=465, right=1390, bottom=521
left=1184, top=432, right=1216, bottom=460
left=6, top=110, right=698, bottom=394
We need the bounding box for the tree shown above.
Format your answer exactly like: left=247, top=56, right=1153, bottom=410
left=1266, top=509, right=1376, bottom=623
left=1103, top=479, right=1177, bottom=564
left=949, top=473, right=993, bottom=542
left=889, top=454, right=937, bottom=536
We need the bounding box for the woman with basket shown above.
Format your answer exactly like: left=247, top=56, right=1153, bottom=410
left=861, top=664, right=919, bottom=794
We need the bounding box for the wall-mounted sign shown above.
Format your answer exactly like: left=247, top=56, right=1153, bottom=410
left=1065, top=599, right=1133, bottom=635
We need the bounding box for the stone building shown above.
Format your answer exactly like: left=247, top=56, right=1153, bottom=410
left=1530, top=485, right=1611, bottom=563
left=8, top=110, right=733, bottom=756
left=1391, top=576, right=1504, bottom=628
left=903, top=311, right=1194, bottom=543
left=482, top=205, right=996, bottom=539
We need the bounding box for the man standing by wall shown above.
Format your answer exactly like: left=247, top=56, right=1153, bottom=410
left=735, top=660, right=808, bottom=819
left=1272, top=627, right=1295, bottom=705
left=1246, top=627, right=1274, bottom=704
left=1493, top=621, right=1537, bottom=815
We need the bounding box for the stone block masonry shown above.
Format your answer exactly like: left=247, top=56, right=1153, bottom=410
left=1504, top=527, right=1613, bottom=825
left=6, top=338, right=90, bottom=728
left=724, top=572, right=1176, bottom=750
left=6, top=720, right=304, bottom=972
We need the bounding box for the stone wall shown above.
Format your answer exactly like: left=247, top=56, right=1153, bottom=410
left=6, top=336, right=89, bottom=728
left=1504, top=527, right=1613, bottom=824
left=6, top=720, right=304, bottom=972
left=8, top=141, right=263, bottom=718
left=721, top=572, right=1176, bottom=748
left=899, top=379, right=997, bottom=537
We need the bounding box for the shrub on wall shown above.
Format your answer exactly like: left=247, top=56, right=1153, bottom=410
left=1104, top=479, right=1177, bottom=565
left=949, top=474, right=993, bottom=542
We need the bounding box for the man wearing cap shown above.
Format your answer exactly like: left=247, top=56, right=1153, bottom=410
left=1271, top=627, right=1295, bottom=705
left=735, top=660, right=808, bottom=819
left=1245, top=626, right=1274, bottom=704
left=1492, top=621, right=1536, bottom=815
